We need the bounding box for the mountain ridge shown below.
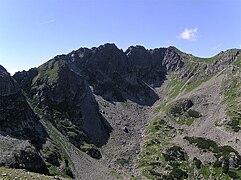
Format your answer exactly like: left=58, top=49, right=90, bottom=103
left=0, top=43, right=241, bottom=179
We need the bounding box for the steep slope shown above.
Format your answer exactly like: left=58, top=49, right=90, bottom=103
left=0, top=44, right=240, bottom=179
left=30, top=59, right=112, bottom=147
left=69, top=44, right=160, bottom=105
left=139, top=48, right=241, bottom=179
left=0, top=65, right=48, bottom=173
left=1, top=64, right=116, bottom=179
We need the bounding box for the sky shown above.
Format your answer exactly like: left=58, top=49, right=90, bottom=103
left=0, top=0, right=241, bottom=75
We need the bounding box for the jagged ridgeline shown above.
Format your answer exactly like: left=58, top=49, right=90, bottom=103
left=0, top=43, right=241, bottom=179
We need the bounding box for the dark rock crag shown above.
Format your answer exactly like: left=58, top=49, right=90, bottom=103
left=0, top=65, right=48, bottom=174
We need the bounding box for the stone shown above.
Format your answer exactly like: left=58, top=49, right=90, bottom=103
left=86, top=148, right=102, bottom=159
left=123, top=126, right=129, bottom=133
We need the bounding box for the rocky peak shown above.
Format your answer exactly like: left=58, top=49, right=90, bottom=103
left=125, top=45, right=153, bottom=67
left=0, top=65, right=20, bottom=96
left=125, top=45, right=147, bottom=54
left=98, top=43, right=119, bottom=50
left=13, top=68, right=38, bottom=93
left=72, top=43, right=129, bottom=77
left=26, top=59, right=112, bottom=146
left=32, top=59, right=86, bottom=110
left=209, top=49, right=240, bottom=73
left=162, top=47, right=184, bottom=71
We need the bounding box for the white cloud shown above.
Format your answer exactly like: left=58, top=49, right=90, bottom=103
left=179, top=27, right=198, bottom=41
left=211, top=43, right=222, bottom=50
left=39, top=19, right=56, bottom=25
left=240, top=44, right=241, bottom=49
left=165, top=40, right=171, bottom=44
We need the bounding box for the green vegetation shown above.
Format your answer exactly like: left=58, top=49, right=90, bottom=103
left=48, top=165, right=62, bottom=176
left=184, top=136, right=218, bottom=152
left=153, top=103, right=165, bottom=113
left=116, top=158, right=129, bottom=166
left=40, top=120, right=74, bottom=178
left=184, top=136, right=240, bottom=158
left=39, top=108, right=89, bottom=152
left=32, top=59, right=66, bottom=84
left=167, top=99, right=201, bottom=126
left=140, top=133, right=241, bottom=179
left=109, top=170, right=123, bottom=179
left=168, top=77, right=186, bottom=98
left=185, top=75, right=213, bottom=93
left=140, top=108, right=241, bottom=180
left=25, top=100, right=75, bottom=178
left=187, top=109, right=201, bottom=118
left=185, top=118, right=194, bottom=126
left=184, top=136, right=241, bottom=179
left=79, top=143, right=95, bottom=151
left=227, top=116, right=241, bottom=132
left=173, top=47, right=221, bottom=64
left=139, top=117, right=181, bottom=179
left=221, top=55, right=241, bottom=132
left=0, top=141, right=11, bottom=151
left=192, top=54, right=219, bottom=64
left=165, top=50, right=227, bottom=100
left=120, top=101, right=130, bottom=109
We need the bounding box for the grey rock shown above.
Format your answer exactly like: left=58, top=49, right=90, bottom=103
left=0, top=65, right=20, bottom=96
left=86, top=148, right=102, bottom=159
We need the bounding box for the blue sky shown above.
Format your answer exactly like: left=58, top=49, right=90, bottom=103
left=0, top=0, right=241, bottom=74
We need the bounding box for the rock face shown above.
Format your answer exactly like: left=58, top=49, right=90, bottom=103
left=0, top=66, right=47, bottom=147
left=8, top=145, right=48, bottom=173
left=27, top=59, right=112, bottom=146
left=0, top=66, right=48, bottom=174
left=0, top=65, right=20, bottom=96
left=11, top=44, right=241, bottom=147
left=12, top=44, right=187, bottom=109
left=208, top=49, right=240, bottom=73
left=12, top=44, right=180, bottom=148
left=13, top=68, right=38, bottom=93
left=70, top=43, right=161, bottom=105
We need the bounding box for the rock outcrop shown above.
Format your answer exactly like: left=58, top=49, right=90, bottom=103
left=0, top=65, right=47, bottom=148
left=0, top=66, right=48, bottom=174
left=0, top=65, right=20, bottom=96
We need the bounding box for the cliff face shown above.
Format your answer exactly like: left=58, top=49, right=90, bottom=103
left=0, top=65, right=20, bottom=96
left=69, top=44, right=161, bottom=105
left=0, top=65, right=48, bottom=174
left=29, top=59, right=112, bottom=146
left=0, top=65, right=47, bottom=146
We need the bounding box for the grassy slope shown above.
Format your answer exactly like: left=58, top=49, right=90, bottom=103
left=138, top=49, right=241, bottom=179
left=221, top=54, right=241, bottom=132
